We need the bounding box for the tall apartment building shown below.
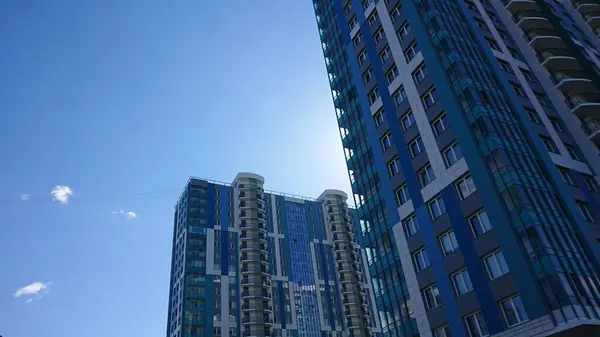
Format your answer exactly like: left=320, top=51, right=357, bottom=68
left=166, top=173, right=381, bottom=337
left=313, top=0, right=600, bottom=336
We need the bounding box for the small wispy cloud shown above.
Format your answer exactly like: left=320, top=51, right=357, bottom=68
left=51, top=185, right=73, bottom=204
left=14, top=282, right=52, bottom=303
left=20, top=193, right=31, bottom=201
left=112, top=209, right=137, bottom=219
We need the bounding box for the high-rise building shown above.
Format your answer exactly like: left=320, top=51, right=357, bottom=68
left=166, top=173, right=381, bottom=337
left=313, top=0, right=600, bottom=336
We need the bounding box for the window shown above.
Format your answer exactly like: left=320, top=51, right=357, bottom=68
left=396, top=184, right=410, bottom=205
left=540, top=136, right=558, bottom=153
left=558, top=167, right=574, bottom=185
left=386, top=65, right=399, bottom=84
left=452, top=268, right=473, bottom=296
left=521, top=69, right=534, bottom=82
left=439, top=230, right=459, bottom=255
left=374, top=109, right=384, bottom=127
left=469, top=209, right=492, bottom=237
left=456, top=175, right=477, bottom=200
left=432, top=113, right=449, bottom=136
left=405, top=42, right=419, bottom=61
left=388, top=157, right=400, bottom=177
left=428, top=195, right=446, bottom=219
left=380, top=46, right=391, bottom=63
left=422, top=284, right=441, bottom=310
left=549, top=117, right=563, bottom=131
left=577, top=202, right=594, bottom=222
left=367, top=11, right=378, bottom=26
left=352, top=34, right=361, bottom=47
left=484, top=250, right=509, bottom=279
left=508, top=48, right=520, bottom=60
left=363, top=0, right=374, bottom=10
left=374, top=28, right=384, bottom=43
left=401, top=109, right=415, bottom=130
left=535, top=92, right=548, bottom=105
left=349, top=16, right=358, bottom=30
left=419, top=164, right=436, bottom=187
left=413, top=63, right=428, bottom=84
left=433, top=326, right=451, bottom=337
left=422, top=87, right=438, bottom=109
left=565, top=144, right=579, bottom=160
left=390, top=4, right=401, bottom=22
left=475, top=19, right=489, bottom=31
left=498, top=59, right=512, bottom=72
left=368, top=87, right=380, bottom=105
left=409, top=136, right=424, bottom=158
left=583, top=175, right=599, bottom=192
left=443, top=142, right=463, bottom=167
left=465, top=311, right=489, bottom=337
left=381, top=132, right=392, bottom=151
left=524, top=107, right=540, bottom=123
left=511, top=82, right=524, bottom=97
left=363, top=68, right=373, bottom=85
left=498, top=29, right=508, bottom=40
left=486, top=38, right=499, bottom=50
left=394, top=86, right=407, bottom=106
left=358, top=49, right=367, bottom=65
left=413, top=247, right=431, bottom=271
left=397, top=22, right=410, bottom=41
left=403, top=214, right=419, bottom=237
left=500, top=295, right=528, bottom=327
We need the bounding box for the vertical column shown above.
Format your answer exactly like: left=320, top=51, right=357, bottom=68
left=235, top=173, right=273, bottom=337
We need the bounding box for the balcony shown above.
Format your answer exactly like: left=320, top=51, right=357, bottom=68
left=551, top=71, right=596, bottom=94
left=516, top=15, right=551, bottom=31
left=585, top=119, right=600, bottom=141
left=241, top=243, right=268, bottom=252
left=339, top=275, right=361, bottom=283
left=242, top=291, right=271, bottom=299
left=504, top=0, right=538, bottom=13
left=240, top=222, right=267, bottom=232
left=242, top=303, right=273, bottom=312
left=241, top=254, right=269, bottom=264
left=345, top=308, right=369, bottom=317
left=241, top=278, right=270, bottom=287
left=539, top=52, right=579, bottom=71
left=566, top=95, right=600, bottom=118
left=573, top=1, right=600, bottom=15
left=242, top=316, right=273, bottom=325
left=241, top=266, right=269, bottom=275
left=240, top=232, right=266, bottom=241
left=525, top=31, right=565, bottom=50
left=584, top=14, right=600, bottom=29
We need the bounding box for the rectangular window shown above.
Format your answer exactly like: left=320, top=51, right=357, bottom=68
left=439, top=230, right=459, bottom=256
left=349, top=16, right=358, bottom=30
left=401, top=109, right=415, bottom=130
left=413, top=63, right=428, bottom=84
left=413, top=247, right=430, bottom=272
left=511, top=82, right=524, bottom=97
left=484, top=250, right=509, bottom=280
left=469, top=209, right=492, bottom=237
left=428, top=195, right=446, bottom=219
left=422, top=284, right=441, bottom=310
left=486, top=38, right=499, bottom=50
left=409, top=136, right=425, bottom=158
left=368, top=87, right=380, bottom=105
left=380, top=46, right=391, bottom=63
left=422, top=87, right=438, bottom=109
left=558, top=167, right=574, bottom=185
left=584, top=175, right=599, bottom=192
left=498, top=59, right=512, bottom=73
left=374, top=109, right=384, bottom=127
left=465, top=311, right=489, bottom=337
left=452, top=268, right=473, bottom=296
left=388, top=156, right=400, bottom=177
left=500, top=295, right=528, bottom=327
left=358, top=49, right=367, bottom=65
left=456, top=175, right=477, bottom=200
left=374, top=27, right=384, bottom=43
left=390, top=4, right=402, bottom=22
left=524, top=107, right=540, bottom=123
left=395, top=184, right=410, bottom=205
left=521, top=69, right=534, bottom=82
left=433, top=326, right=451, bottom=337
left=540, top=136, right=558, bottom=153
left=419, top=164, right=436, bottom=187
left=393, top=86, right=407, bottom=106
left=577, top=202, right=595, bottom=222
left=386, top=65, right=399, bottom=84
left=352, top=34, right=361, bottom=47
left=565, top=144, right=580, bottom=160
left=403, top=214, right=419, bottom=237
left=381, top=132, right=392, bottom=151
left=443, top=142, right=463, bottom=167
left=397, top=22, right=410, bottom=41
left=363, top=68, right=373, bottom=85
left=432, top=112, right=449, bottom=136
left=367, top=10, right=378, bottom=26
left=405, top=42, right=419, bottom=62
left=549, top=117, right=563, bottom=131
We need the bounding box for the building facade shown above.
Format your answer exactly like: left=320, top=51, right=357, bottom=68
left=166, top=173, right=382, bottom=337
left=313, top=0, right=600, bottom=336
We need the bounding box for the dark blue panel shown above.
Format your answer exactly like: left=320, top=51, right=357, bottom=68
left=278, top=280, right=286, bottom=329
left=319, top=242, right=336, bottom=331
left=572, top=172, right=600, bottom=224
left=442, top=186, right=504, bottom=333
left=220, top=185, right=230, bottom=276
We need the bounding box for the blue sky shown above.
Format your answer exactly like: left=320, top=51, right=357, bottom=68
left=0, top=1, right=349, bottom=336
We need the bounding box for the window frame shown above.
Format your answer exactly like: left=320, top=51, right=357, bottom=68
left=428, top=195, right=446, bottom=219
left=456, top=175, right=477, bottom=200
left=395, top=184, right=410, bottom=205
left=422, top=284, right=442, bottom=310
left=452, top=268, right=473, bottom=296
left=469, top=209, right=492, bottom=238
left=499, top=295, right=528, bottom=327
left=403, top=214, right=419, bottom=237
left=439, top=230, right=459, bottom=256
left=419, top=164, right=435, bottom=187
left=443, top=142, right=463, bottom=167
left=413, top=247, right=431, bottom=272
left=483, top=250, right=509, bottom=280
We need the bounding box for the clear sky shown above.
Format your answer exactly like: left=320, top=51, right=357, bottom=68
left=0, top=1, right=350, bottom=336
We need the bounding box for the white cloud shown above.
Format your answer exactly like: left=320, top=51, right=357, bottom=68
left=20, top=193, right=31, bottom=201
left=51, top=185, right=73, bottom=204
left=112, top=209, right=137, bottom=220
left=25, top=298, right=34, bottom=304
left=14, top=282, right=51, bottom=298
